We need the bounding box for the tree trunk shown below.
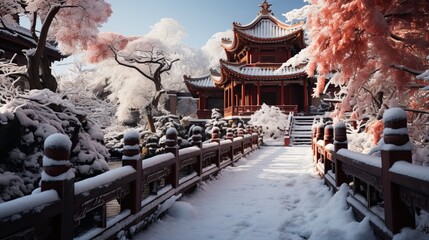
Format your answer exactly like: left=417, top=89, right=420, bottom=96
left=26, top=53, right=43, bottom=90
left=26, top=5, right=61, bottom=91
left=41, top=52, right=57, bottom=92
left=145, top=104, right=156, bottom=133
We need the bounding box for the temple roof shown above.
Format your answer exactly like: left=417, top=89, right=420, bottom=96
left=234, top=16, right=303, bottom=40
left=184, top=74, right=215, bottom=88
left=218, top=60, right=306, bottom=82
left=184, top=71, right=224, bottom=97
left=222, top=1, right=304, bottom=49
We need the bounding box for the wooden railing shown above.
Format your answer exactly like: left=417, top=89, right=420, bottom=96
left=312, top=108, right=429, bottom=240
left=0, top=127, right=261, bottom=240
left=224, top=105, right=298, bottom=117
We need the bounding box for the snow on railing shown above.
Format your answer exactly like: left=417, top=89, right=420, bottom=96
left=311, top=108, right=428, bottom=238
left=0, top=126, right=261, bottom=240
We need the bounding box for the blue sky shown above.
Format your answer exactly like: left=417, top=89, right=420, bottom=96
left=102, top=0, right=307, bottom=48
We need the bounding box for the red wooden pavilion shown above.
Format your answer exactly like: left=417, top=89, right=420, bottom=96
left=185, top=1, right=314, bottom=119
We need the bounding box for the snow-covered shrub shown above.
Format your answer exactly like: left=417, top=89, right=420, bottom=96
left=248, top=104, right=289, bottom=144
left=204, top=108, right=227, bottom=140
left=0, top=75, right=109, bottom=202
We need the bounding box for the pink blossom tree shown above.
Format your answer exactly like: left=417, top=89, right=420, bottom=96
left=303, top=0, right=429, bottom=121
left=0, top=0, right=112, bottom=91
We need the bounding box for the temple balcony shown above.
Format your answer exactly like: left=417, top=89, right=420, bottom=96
left=224, top=105, right=298, bottom=118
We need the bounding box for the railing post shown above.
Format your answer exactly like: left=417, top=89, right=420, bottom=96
left=334, top=122, right=348, bottom=187
left=323, top=124, right=333, bottom=174
left=191, top=126, right=203, bottom=176
left=381, top=108, right=414, bottom=234
left=165, top=128, right=179, bottom=188
left=121, top=129, right=142, bottom=214
left=311, top=124, right=317, bottom=154
left=41, top=133, right=74, bottom=240
left=226, top=128, right=234, bottom=165
left=238, top=128, right=245, bottom=155
left=315, top=123, right=325, bottom=164
left=211, top=127, right=221, bottom=167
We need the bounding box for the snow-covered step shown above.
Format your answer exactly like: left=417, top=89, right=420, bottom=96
left=289, top=115, right=319, bottom=145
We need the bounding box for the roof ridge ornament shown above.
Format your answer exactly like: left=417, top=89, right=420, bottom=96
left=259, top=0, right=272, bottom=15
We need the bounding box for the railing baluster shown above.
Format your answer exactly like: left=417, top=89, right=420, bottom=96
left=333, top=122, right=348, bottom=187
left=381, top=108, right=414, bottom=233
left=165, top=128, right=180, bottom=188
left=41, top=133, right=74, bottom=240
left=121, top=129, right=142, bottom=214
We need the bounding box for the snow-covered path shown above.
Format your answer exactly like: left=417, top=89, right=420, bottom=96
left=134, top=146, right=375, bottom=240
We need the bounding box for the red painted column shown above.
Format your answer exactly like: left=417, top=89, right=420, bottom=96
left=231, top=81, right=235, bottom=115
left=257, top=81, right=260, bottom=106
left=241, top=80, right=245, bottom=107
left=303, top=79, right=308, bottom=112
left=281, top=81, right=285, bottom=106
left=224, top=88, right=227, bottom=109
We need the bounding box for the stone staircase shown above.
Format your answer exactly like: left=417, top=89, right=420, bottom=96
left=290, top=115, right=320, bottom=145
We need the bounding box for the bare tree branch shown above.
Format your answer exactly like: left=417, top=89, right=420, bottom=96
left=390, top=64, right=424, bottom=75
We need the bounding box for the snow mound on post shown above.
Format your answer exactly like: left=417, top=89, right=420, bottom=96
left=44, top=133, right=72, bottom=150
left=383, top=108, right=407, bottom=122
left=333, top=122, right=346, bottom=129
left=124, top=129, right=139, bottom=141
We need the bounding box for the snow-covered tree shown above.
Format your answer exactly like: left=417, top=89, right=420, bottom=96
left=0, top=0, right=112, bottom=91
left=294, top=0, right=429, bottom=120
left=88, top=37, right=178, bottom=132
left=57, top=63, right=117, bottom=129
left=84, top=19, right=209, bottom=130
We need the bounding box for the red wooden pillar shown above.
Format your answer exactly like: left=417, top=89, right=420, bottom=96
left=211, top=127, right=221, bottom=168
left=381, top=108, right=414, bottom=234
left=303, top=79, right=308, bottom=112
left=223, top=88, right=228, bottom=109
left=257, top=81, right=260, bottom=106
left=231, top=82, right=235, bottom=115
left=315, top=123, right=325, bottom=164
left=191, top=126, right=203, bottom=176
left=323, top=125, right=333, bottom=174
left=41, top=133, right=74, bottom=240
left=198, top=96, right=203, bottom=111
left=333, top=122, right=348, bottom=187
left=121, top=129, right=142, bottom=214
left=241, top=80, right=245, bottom=107
left=226, top=128, right=234, bottom=166
left=281, top=81, right=285, bottom=105
left=165, top=128, right=179, bottom=188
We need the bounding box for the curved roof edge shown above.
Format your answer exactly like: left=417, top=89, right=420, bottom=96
left=219, top=59, right=307, bottom=80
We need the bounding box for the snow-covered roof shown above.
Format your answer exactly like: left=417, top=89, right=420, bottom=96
left=221, top=61, right=305, bottom=78
left=0, top=22, right=62, bottom=59
left=184, top=67, right=224, bottom=89
left=238, top=18, right=303, bottom=39
left=184, top=74, right=216, bottom=88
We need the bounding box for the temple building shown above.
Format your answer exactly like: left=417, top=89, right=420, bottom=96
left=184, top=1, right=315, bottom=119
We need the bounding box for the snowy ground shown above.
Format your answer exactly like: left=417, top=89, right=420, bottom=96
left=134, top=146, right=427, bottom=240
